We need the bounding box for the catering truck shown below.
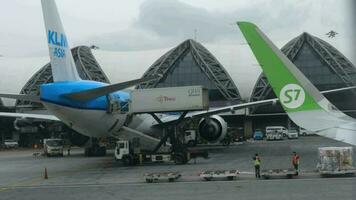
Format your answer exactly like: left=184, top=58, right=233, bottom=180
left=129, top=86, right=209, bottom=113
left=43, top=138, right=64, bottom=157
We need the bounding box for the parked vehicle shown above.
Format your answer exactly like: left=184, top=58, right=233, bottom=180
left=286, top=129, right=298, bottom=139
left=299, top=128, right=315, bottom=136
left=2, top=139, right=19, bottom=149
left=266, top=126, right=287, bottom=137
left=266, top=131, right=283, bottom=140
left=253, top=129, right=264, bottom=140
left=266, top=126, right=285, bottom=140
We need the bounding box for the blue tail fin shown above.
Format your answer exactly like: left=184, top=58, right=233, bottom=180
left=41, top=0, right=81, bottom=82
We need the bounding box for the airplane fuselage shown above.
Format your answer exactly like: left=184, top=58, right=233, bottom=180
left=40, top=80, right=130, bottom=138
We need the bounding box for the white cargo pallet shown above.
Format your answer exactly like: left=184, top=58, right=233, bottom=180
left=199, top=170, right=239, bottom=181
left=144, top=172, right=181, bottom=183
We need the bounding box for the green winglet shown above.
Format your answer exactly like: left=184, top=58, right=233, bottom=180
left=237, top=22, right=321, bottom=112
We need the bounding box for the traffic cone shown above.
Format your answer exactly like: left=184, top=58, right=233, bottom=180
left=44, top=167, right=48, bottom=179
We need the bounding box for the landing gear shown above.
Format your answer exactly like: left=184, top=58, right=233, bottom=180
left=84, top=138, right=106, bottom=157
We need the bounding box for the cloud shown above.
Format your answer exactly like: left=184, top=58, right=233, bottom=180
left=89, top=0, right=312, bottom=51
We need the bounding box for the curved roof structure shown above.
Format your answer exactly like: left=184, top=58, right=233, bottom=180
left=16, top=46, right=110, bottom=108
left=136, top=39, right=241, bottom=103
left=250, top=32, right=356, bottom=114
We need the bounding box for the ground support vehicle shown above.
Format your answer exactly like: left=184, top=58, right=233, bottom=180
left=115, top=140, right=208, bottom=165
left=317, top=147, right=355, bottom=177
left=199, top=170, right=239, bottom=181
left=43, top=138, right=64, bottom=157
left=261, top=168, right=295, bottom=179
left=144, top=172, right=181, bottom=183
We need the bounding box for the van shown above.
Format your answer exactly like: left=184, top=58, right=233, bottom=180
left=266, top=126, right=286, bottom=140
left=266, top=126, right=287, bottom=136
left=299, top=128, right=315, bottom=136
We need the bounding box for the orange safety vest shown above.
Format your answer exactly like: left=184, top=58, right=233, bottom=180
left=292, top=155, right=300, bottom=165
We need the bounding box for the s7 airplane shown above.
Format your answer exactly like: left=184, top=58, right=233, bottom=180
left=237, top=22, right=356, bottom=146
left=0, top=0, right=355, bottom=156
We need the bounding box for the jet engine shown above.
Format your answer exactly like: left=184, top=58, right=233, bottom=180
left=198, top=115, right=227, bottom=143
left=13, top=118, right=33, bottom=130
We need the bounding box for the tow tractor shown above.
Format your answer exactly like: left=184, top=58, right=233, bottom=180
left=115, top=139, right=208, bottom=165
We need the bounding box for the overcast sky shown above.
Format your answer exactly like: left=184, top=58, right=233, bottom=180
left=0, top=0, right=354, bottom=60
left=0, top=0, right=354, bottom=105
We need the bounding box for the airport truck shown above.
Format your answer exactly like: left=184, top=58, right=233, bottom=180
left=43, top=138, right=64, bottom=157
left=115, top=139, right=208, bottom=165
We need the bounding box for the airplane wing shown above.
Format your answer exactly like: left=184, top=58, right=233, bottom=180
left=64, top=75, right=161, bottom=101
left=0, top=94, right=41, bottom=103
left=153, top=85, right=356, bottom=125
left=0, top=112, right=59, bottom=121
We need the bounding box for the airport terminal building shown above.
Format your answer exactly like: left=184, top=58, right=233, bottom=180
left=1, top=32, right=356, bottom=146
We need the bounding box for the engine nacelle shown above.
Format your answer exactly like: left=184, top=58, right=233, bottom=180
left=13, top=118, right=32, bottom=130
left=198, top=115, right=227, bottom=143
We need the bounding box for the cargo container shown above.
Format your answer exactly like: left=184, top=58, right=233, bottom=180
left=317, top=147, right=355, bottom=176
left=130, top=86, right=209, bottom=113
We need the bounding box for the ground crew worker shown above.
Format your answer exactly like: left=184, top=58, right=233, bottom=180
left=67, top=145, right=71, bottom=156
left=253, top=153, right=261, bottom=178
left=292, top=151, right=300, bottom=175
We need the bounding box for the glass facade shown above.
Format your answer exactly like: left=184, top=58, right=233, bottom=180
left=155, top=52, right=225, bottom=101
left=294, top=43, right=347, bottom=91
left=138, top=39, right=241, bottom=105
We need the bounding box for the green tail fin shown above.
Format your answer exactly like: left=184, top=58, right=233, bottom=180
left=237, top=22, right=322, bottom=112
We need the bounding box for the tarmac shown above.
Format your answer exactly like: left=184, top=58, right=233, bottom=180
left=0, top=136, right=355, bottom=200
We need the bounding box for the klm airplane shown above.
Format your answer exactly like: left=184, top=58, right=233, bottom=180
left=0, top=1, right=355, bottom=156
left=0, top=0, right=274, bottom=155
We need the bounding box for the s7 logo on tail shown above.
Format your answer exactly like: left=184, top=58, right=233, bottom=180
left=280, top=84, right=305, bottom=109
